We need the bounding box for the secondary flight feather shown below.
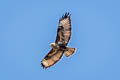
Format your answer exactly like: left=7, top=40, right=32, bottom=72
left=41, top=12, right=76, bottom=69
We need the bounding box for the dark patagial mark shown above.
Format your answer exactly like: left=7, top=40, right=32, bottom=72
left=58, top=26, right=64, bottom=30
left=58, top=26, right=65, bottom=42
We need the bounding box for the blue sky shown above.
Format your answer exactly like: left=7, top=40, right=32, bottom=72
left=0, top=0, right=120, bottom=80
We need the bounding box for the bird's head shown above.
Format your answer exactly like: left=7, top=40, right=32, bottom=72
left=50, top=43, right=58, bottom=49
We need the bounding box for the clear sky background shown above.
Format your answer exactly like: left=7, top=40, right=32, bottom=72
left=0, top=0, right=120, bottom=80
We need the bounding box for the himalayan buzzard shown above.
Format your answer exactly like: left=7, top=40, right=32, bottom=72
left=41, top=12, right=76, bottom=69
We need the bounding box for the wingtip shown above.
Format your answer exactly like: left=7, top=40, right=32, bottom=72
left=63, top=12, right=71, bottom=18
left=41, top=60, right=47, bottom=69
left=61, top=12, right=71, bottom=19
left=59, top=12, right=71, bottom=22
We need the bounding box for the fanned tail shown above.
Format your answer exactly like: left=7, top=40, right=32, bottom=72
left=64, top=47, right=76, bottom=57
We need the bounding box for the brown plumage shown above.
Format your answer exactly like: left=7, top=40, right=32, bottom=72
left=41, top=12, right=76, bottom=69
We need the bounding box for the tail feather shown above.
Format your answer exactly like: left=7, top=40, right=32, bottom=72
left=64, top=47, right=76, bottom=57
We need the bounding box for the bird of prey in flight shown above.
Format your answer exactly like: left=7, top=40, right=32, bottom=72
left=41, top=12, right=76, bottom=69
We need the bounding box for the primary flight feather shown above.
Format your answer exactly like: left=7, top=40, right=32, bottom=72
left=41, top=12, right=76, bottom=69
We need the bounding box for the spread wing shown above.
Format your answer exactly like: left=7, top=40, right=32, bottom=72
left=55, top=12, right=71, bottom=45
left=41, top=49, right=64, bottom=69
